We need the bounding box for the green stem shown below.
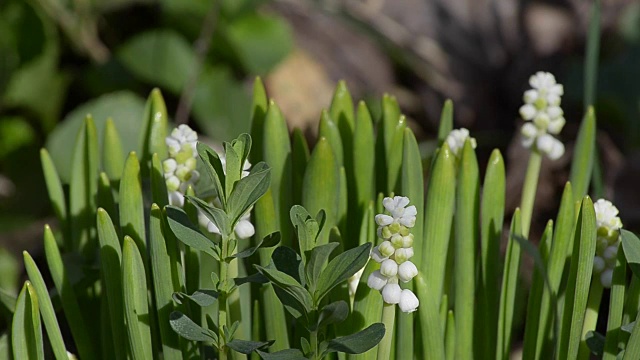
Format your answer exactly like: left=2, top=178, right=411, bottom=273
left=578, top=278, right=604, bottom=359
left=377, top=303, right=396, bottom=360
left=310, top=330, right=318, bottom=360
left=219, top=235, right=229, bottom=360
left=520, top=149, right=542, bottom=237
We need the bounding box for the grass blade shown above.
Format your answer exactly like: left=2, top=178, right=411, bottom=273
left=23, top=251, right=67, bottom=360
left=353, top=101, right=375, bottom=232
left=12, top=282, right=44, bottom=360
left=569, top=108, right=596, bottom=202
left=445, top=310, right=455, bottom=360
left=119, top=152, right=147, bottom=256
left=416, top=273, right=446, bottom=360
left=139, top=88, right=168, bottom=173
left=291, top=127, right=310, bottom=209
left=319, top=109, right=344, bottom=167
left=249, top=77, right=268, bottom=164
left=103, top=118, right=125, bottom=182
left=437, top=99, right=453, bottom=146
left=151, top=153, right=169, bottom=208
left=98, top=172, right=118, bottom=224
left=40, top=148, right=67, bottom=228
left=603, top=246, right=626, bottom=359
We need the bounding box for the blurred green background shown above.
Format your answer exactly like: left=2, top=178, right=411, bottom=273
left=1, top=0, right=640, bottom=297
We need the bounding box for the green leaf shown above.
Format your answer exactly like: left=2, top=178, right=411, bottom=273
left=454, top=140, right=479, bottom=360
left=172, top=290, right=219, bottom=307
left=103, top=118, right=125, bottom=181
left=558, top=197, right=597, bottom=360
left=197, top=142, right=227, bottom=206
left=227, top=161, right=271, bottom=229
left=169, top=311, right=216, bottom=343
left=401, top=127, right=424, bottom=267
left=23, top=252, right=67, bottom=360
left=45, top=91, right=146, bottom=182
left=291, top=127, right=310, bottom=211
left=150, top=154, right=169, bottom=208
left=96, top=209, right=127, bottom=359
left=166, top=205, right=218, bottom=259
left=231, top=232, right=280, bottom=259
left=148, top=204, right=181, bottom=360
left=437, top=99, right=454, bottom=146
left=303, top=137, right=340, bottom=245
left=119, top=152, right=146, bottom=256
left=314, top=243, right=372, bottom=303
left=624, top=313, right=640, bottom=360
left=604, top=248, right=627, bottom=360
left=225, top=14, right=292, bottom=74
left=254, top=265, right=312, bottom=313
left=117, top=29, right=195, bottom=93
left=585, top=331, right=605, bottom=357
left=290, top=205, right=322, bottom=261
left=319, top=109, right=344, bottom=167
left=139, top=89, right=168, bottom=170
left=257, top=348, right=306, bottom=360
left=446, top=310, right=456, bottom=360
left=386, top=116, right=406, bottom=193
left=353, top=101, right=375, bottom=224
left=122, top=236, right=152, bottom=360
left=622, top=230, right=640, bottom=279
left=227, top=339, right=273, bottom=355
left=316, top=300, right=349, bottom=330
left=305, top=242, right=340, bottom=291
left=39, top=148, right=66, bottom=225
left=325, top=323, right=385, bottom=354
left=249, top=77, right=268, bottom=164
left=11, top=282, right=43, bottom=360
left=569, top=108, right=596, bottom=202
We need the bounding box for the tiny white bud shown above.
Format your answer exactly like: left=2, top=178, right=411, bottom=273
left=367, top=270, right=389, bottom=291
left=395, top=248, right=414, bottom=263
left=547, top=138, right=565, bottom=160
left=163, top=158, right=177, bottom=174
left=382, top=283, right=402, bottom=304
left=371, top=246, right=388, bottom=263
left=533, top=113, right=550, bottom=129
left=390, top=234, right=404, bottom=248
left=398, top=289, right=420, bottom=313
left=166, top=176, right=181, bottom=192
left=519, top=104, right=537, bottom=120
left=375, top=214, right=394, bottom=226
left=401, top=234, right=414, bottom=248
left=398, top=261, right=418, bottom=282
left=593, top=256, right=605, bottom=273
left=235, top=219, right=255, bottom=239
left=547, top=117, right=566, bottom=135
left=536, top=134, right=555, bottom=154
left=546, top=106, right=563, bottom=119
left=379, top=241, right=395, bottom=257
left=380, top=259, right=399, bottom=278
left=600, top=269, right=613, bottom=288
left=523, top=89, right=538, bottom=103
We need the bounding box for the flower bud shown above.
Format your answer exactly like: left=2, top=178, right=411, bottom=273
left=394, top=248, right=414, bottom=263
left=379, top=241, right=395, bottom=258
left=235, top=219, right=255, bottom=239
left=523, top=90, right=538, bottom=104
left=184, top=157, right=197, bottom=171
left=381, top=226, right=392, bottom=239
left=398, top=289, right=419, bottom=313
left=367, top=270, right=388, bottom=291
left=601, top=269, right=613, bottom=288
left=398, top=261, right=418, bottom=282
left=168, top=191, right=184, bottom=207
left=401, top=234, right=414, bottom=248
left=163, top=158, right=177, bottom=173
left=207, top=220, right=220, bottom=234
left=390, top=234, right=404, bottom=248
left=388, top=222, right=401, bottom=234
left=375, top=214, right=393, bottom=226
left=371, top=246, right=388, bottom=263
left=603, top=245, right=618, bottom=261
left=166, top=175, right=180, bottom=192
left=593, top=256, right=605, bottom=273
left=380, top=259, right=398, bottom=277
left=382, top=283, right=401, bottom=304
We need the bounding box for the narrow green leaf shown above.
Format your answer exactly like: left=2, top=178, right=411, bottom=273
left=119, top=152, right=146, bottom=256
left=40, top=148, right=67, bottom=225
left=348, top=259, right=383, bottom=360
left=386, top=116, right=406, bottom=193
left=338, top=167, right=348, bottom=236
left=497, top=209, right=522, bottom=360
left=139, top=88, right=168, bottom=170
left=255, top=265, right=312, bottom=313
left=445, top=310, right=456, bottom=360
left=122, top=236, right=152, bottom=360
left=185, top=194, right=229, bottom=237
left=569, top=108, right=596, bottom=202
left=401, top=127, right=424, bottom=268
left=477, top=149, right=505, bottom=360
left=231, top=232, right=280, bottom=259
left=303, top=137, right=340, bottom=245
left=437, top=99, right=453, bottom=146
left=558, top=197, right=597, bottom=360
left=604, top=248, right=627, bottom=360
left=326, top=323, right=384, bottom=355
left=622, top=230, right=640, bottom=279
left=96, top=208, right=127, bottom=359
left=149, top=204, right=181, bottom=360
left=165, top=205, right=218, bottom=259
left=249, top=77, right=268, bottom=164
left=97, top=172, right=117, bottom=224
left=454, top=140, right=479, bottom=360
left=12, top=282, right=43, bottom=360
left=291, top=127, right=310, bottom=209
left=227, top=162, right=271, bottom=229
left=315, top=243, right=372, bottom=303
left=624, top=312, right=640, bottom=360
left=197, top=142, right=227, bottom=207
left=172, top=290, right=219, bottom=307
left=305, top=242, right=340, bottom=291
left=151, top=153, right=169, bottom=207
left=263, top=100, right=293, bottom=245
left=329, top=80, right=355, bottom=147
left=257, top=349, right=306, bottom=360
left=103, top=118, right=125, bottom=181
left=584, top=0, right=601, bottom=108
left=227, top=339, right=273, bottom=355
left=69, top=116, right=99, bottom=254
left=353, top=101, right=375, bottom=232
left=43, top=225, right=94, bottom=360
left=23, top=252, right=67, bottom=360
left=319, top=110, right=344, bottom=167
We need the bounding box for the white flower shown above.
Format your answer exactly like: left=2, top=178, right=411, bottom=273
left=371, top=246, right=388, bottom=263
left=235, top=215, right=255, bottom=239
left=594, top=199, right=623, bottom=235
left=378, top=241, right=396, bottom=258
left=593, top=256, right=605, bottom=273
left=379, top=196, right=417, bottom=229
left=368, top=270, right=388, bottom=291
left=536, top=134, right=564, bottom=160
left=167, top=124, right=198, bottom=156
left=600, top=269, right=614, bottom=288
left=398, top=289, right=419, bottom=313
left=168, top=191, right=185, bottom=207
left=445, top=128, right=477, bottom=157
left=394, top=247, right=414, bottom=263
left=398, top=261, right=418, bottom=283
left=381, top=283, right=401, bottom=304
left=593, top=199, right=623, bottom=288
left=375, top=214, right=393, bottom=226
left=380, top=259, right=399, bottom=277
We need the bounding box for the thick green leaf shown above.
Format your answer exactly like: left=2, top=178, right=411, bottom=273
left=225, top=14, right=292, bottom=74
left=166, top=205, right=218, bottom=259
left=103, top=118, right=125, bottom=181
left=315, top=243, right=371, bottom=303
left=255, top=265, right=312, bottom=313
left=197, top=141, right=228, bottom=206
left=169, top=311, right=216, bottom=343
left=604, top=248, right=627, bottom=360
left=326, top=323, right=385, bottom=354
left=386, top=116, right=406, bottom=193
left=291, top=127, right=310, bottom=210
left=98, top=172, right=117, bottom=222
left=231, top=232, right=280, bottom=259
left=40, top=148, right=66, bottom=224
left=151, top=154, right=169, bottom=208
left=316, top=300, right=349, bottom=330
left=437, top=99, right=453, bottom=145
left=401, top=127, right=424, bottom=267
left=569, top=108, right=596, bottom=202
left=227, top=339, right=273, bottom=354
left=122, top=236, right=152, bottom=360
left=622, top=230, right=640, bottom=279
left=172, top=290, right=219, bottom=307
left=139, top=88, right=168, bottom=169
left=96, top=209, right=127, bottom=359
left=11, top=282, right=43, bottom=360
left=319, top=109, right=344, bottom=167
left=353, top=101, right=375, bottom=231
left=118, top=29, right=195, bottom=93
left=257, top=349, right=306, bottom=360
left=120, top=152, right=146, bottom=255
left=227, top=161, right=271, bottom=229
left=249, top=77, right=268, bottom=164
left=305, top=242, right=340, bottom=291
left=23, top=252, right=67, bottom=360
left=558, top=197, right=597, bottom=360
left=46, top=91, right=145, bottom=182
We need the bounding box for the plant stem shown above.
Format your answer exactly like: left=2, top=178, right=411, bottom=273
left=310, top=330, right=318, bottom=360
left=377, top=303, right=396, bottom=360
left=520, top=148, right=542, bottom=237
left=218, top=235, right=229, bottom=360
left=578, top=278, right=604, bottom=358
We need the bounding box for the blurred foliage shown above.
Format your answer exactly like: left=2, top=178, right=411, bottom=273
left=0, top=0, right=292, bottom=241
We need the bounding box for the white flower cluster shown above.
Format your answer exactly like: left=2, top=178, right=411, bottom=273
left=367, top=196, right=420, bottom=313
left=163, top=125, right=200, bottom=207
left=593, top=199, right=623, bottom=288
left=445, top=128, right=477, bottom=157
left=163, top=125, right=255, bottom=240
left=519, top=71, right=566, bottom=160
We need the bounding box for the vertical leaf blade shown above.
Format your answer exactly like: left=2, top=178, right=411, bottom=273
left=569, top=108, right=596, bottom=202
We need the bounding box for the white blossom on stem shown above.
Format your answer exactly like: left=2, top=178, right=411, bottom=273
left=592, top=198, right=623, bottom=288
left=445, top=128, right=477, bottom=157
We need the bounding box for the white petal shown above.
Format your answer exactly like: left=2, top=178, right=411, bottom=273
left=395, top=196, right=410, bottom=208
left=371, top=246, right=388, bottom=263
left=382, top=283, right=402, bottom=304
left=547, top=117, right=565, bottom=135
left=375, top=214, right=394, bottom=226
left=519, top=104, right=537, bottom=120
left=547, top=139, right=565, bottom=160
left=382, top=197, right=396, bottom=212
left=168, top=191, right=184, bottom=207
left=235, top=220, right=255, bottom=239
left=523, top=89, right=538, bottom=103
left=546, top=106, right=563, bottom=119
left=398, top=261, right=418, bottom=282
left=379, top=241, right=396, bottom=257
left=398, top=289, right=419, bottom=313
left=399, top=215, right=416, bottom=228
left=380, top=259, right=399, bottom=277
left=536, top=134, right=555, bottom=154
left=603, top=245, right=618, bottom=261
left=394, top=248, right=414, bottom=263
left=367, top=271, right=388, bottom=291
left=521, top=123, right=538, bottom=138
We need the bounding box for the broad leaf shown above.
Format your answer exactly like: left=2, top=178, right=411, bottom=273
left=172, top=290, right=218, bottom=307
left=622, top=230, right=640, bottom=279
left=315, top=300, right=349, bottom=331
left=227, top=161, right=271, bottom=229
left=184, top=195, right=229, bottom=237
left=166, top=206, right=218, bottom=259
left=257, top=349, right=306, bottom=360
left=305, top=242, right=340, bottom=290
left=315, top=243, right=371, bottom=302
left=169, top=311, right=216, bottom=343
left=254, top=265, right=312, bottom=313
left=325, top=323, right=385, bottom=354
left=272, top=246, right=305, bottom=286
left=227, top=339, right=273, bottom=354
